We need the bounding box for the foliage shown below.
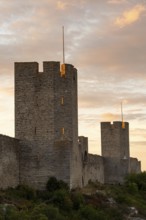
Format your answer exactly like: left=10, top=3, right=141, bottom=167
left=125, top=171, right=146, bottom=191
left=46, top=177, right=69, bottom=192
left=51, top=189, right=73, bottom=211
left=77, top=205, right=111, bottom=220
left=30, top=203, right=65, bottom=220
left=0, top=174, right=145, bottom=219
left=5, top=184, right=36, bottom=201
left=71, top=192, right=84, bottom=210
left=107, top=172, right=146, bottom=217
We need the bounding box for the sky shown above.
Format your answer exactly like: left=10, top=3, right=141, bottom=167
left=0, top=0, right=146, bottom=170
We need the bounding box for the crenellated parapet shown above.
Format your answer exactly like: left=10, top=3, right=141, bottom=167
left=101, top=121, right=129, bottom=159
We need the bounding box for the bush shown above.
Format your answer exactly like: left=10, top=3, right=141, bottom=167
left=9, top=184, right=36, bottom=200
left=3, top=206, right=20, bottom=220
left=78, top=205, right=107, bottom=220
left=31, top=203, right=66, bottom=220
left=127, top=182, right=138, bottom=194
left=71, top=192, right=84, bottom=210
left=46, top=177, right=69, bottom=192
left=52, top=190, right=73, bottom=211
left=107, top=207, right=124, bottom=220
left=125, top=172, right=146, bottom=191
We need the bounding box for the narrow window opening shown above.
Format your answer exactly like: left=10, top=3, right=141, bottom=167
left=61, top=97, right=64, bottom=105
left=61, top=127, right=65, bottom=135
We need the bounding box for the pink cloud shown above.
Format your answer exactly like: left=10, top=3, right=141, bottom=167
left=115, top=4, right=146, bottom=27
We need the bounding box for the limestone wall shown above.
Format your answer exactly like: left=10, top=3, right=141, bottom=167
left=101, top=122, right=129, bottom=159
left=104, top=157, right=129, bottom=184
left=78, top=136, right=88, bottom=157
left=19, top=139, right=52, bottom=189
left=101, top=121, right=130, bottom=184
left=53, top=141, right=71, bottom=186
left=130, top=157, right=141, bottom=174
left=15, top=61, right=82, bottom=189
left=0, top=135, right=19, bottom=189
left=83, top=154, right=104, bottom=186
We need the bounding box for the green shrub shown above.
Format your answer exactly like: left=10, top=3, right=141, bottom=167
left=125, top=172, right=146, bottom=191
left=0, top=206, right=30, bottom=220
left=4, top=206, right=19, bottom=220
left=107, top=207, right=124, bottom=220
left=6, top=185, right=36, bottom=201
left=46, top=177, right=69, bottom=192
left=127, top=182, right=138, bottom=194
left=52, top=190, right=73, bottom=211
left=71, top=192, right=84, bottom=210
left=78, top=205, right=107, bottom=220
left=36, top=190, right=52, bottom=201
left=31, top=213, right=48, bottom=220
left=31, top=203, right=67, bottom=220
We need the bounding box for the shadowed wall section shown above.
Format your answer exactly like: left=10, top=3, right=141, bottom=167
left=0, top=135, right=19, bottom=189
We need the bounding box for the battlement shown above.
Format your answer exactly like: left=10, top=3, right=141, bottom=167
left=101, top=121, right=129, bottom=159
left=101, top=121, right=129, bottom=130
left=15, top=60, right=78, bottom=141
left=15, top=61, right=77, bottom=79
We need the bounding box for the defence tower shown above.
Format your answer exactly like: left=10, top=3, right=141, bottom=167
left=101, top=121, right=130, bottom=183
left=15, top=61, right=82, bottom=189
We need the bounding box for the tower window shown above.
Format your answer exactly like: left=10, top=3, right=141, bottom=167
left=61, top=127, right=65, bottom=135
left=61, top=97, right=64, bottom=105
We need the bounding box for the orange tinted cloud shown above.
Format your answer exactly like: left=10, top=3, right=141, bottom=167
left=108, top=0, right=127, bottom=4
left=0, top=87, right=13, bottom=96
left=57, top=1, right=67, bottom=10
left=115, top=4, right=146, bottom=28
left=100, top=113, right=120, bottom=121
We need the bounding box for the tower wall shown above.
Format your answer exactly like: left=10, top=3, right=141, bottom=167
left=103, top=157, right=129, bottom=184
left=130, top=158, right=141, bottom=174
left=15, top=62, right=39, bottom=141
left=15, top=61, right=82, bottom=189
left=83, top=154, right=104, bottom=186
left=101, top=121, right=130, bottom=184
left=0, top=135, right=19, bottom=189
left=101, top=121, right=129, bottom=159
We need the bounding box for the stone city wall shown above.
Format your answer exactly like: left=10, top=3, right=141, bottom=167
left=83, top=154, right=104, bottom=186
left=0, top=135, right=19, bottom=189
left=104, top=157, right=129, bottom=184
left=130, top=157, right=141, bottom=174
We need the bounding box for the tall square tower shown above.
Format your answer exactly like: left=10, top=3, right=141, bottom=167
left=101, top=121, right=130, bottom=183
left=15, top=61, right=82, bottom=189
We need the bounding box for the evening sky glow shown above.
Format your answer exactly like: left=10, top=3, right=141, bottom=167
left=0, top=0, right=146, bottom=170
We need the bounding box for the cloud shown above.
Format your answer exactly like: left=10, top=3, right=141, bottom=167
left=0, top=87, right=13, bottom=96
left=130, top=129, right=146, bottom=139
left=108, top=0, right=127, bottom=4
left=0, top=0, right=146, bottom=170
left=56, top=1, right=67, bottom=10
left=115, top=4, right=146, bottom=27
left=100, top=113, right=120, bottom=121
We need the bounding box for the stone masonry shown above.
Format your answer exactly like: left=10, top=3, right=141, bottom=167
left=0, top=135, right=19, bottom=189
left=0, top=61, right=141, bottom=190
left=15, top=61, right=82, bottom=189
